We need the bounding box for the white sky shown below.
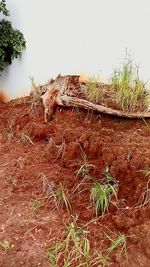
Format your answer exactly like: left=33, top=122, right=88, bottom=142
left=1, top=0, right=150, bottom=98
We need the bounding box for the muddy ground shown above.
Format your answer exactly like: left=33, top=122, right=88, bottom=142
left=0, top=97, right=150, bottom=267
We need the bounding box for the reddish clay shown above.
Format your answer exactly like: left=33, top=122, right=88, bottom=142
left=0, top=97, right=150, bottom=266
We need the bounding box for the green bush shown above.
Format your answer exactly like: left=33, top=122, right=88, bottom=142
left=0, top=0, right=26, bottom=72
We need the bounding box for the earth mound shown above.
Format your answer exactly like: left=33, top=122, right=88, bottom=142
left=0, top=96, right=150, bottom=266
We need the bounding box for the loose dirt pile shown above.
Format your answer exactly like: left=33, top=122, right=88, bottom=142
left=0, top=96, right=150, bottom=266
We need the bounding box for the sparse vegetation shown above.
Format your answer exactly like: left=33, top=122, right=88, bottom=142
left=112, top=51, right=149, bottom=111
left=1, top=71, right=149, bottom=266
left=52, top=183, right=71, bottom=212
left=89, top=166, right=118, bottom=217
left=93, top=251, right=110, bottom=267
left=126, top=151, right=132, bottom=161
left=0, top=240, right=11, bottom=252
left=19, top=132, right=34, bottom=145
left=134, top=170, right=150, bottom=208
left=106, top=233, right=127, bottom=258
left=86, top=75, right=103, bottom=103
left=47, top=220, right=85, bottom=266
left=91, top=180, right=118, bottom=217
left=71, top=150, right=96, bottom=198
left=47, top=219, right=128, bottom=266
left=40, top=173, right=55, bottom=197
left=30, top=77, right=42, bottom=98
left=141, top=118, right=150, bottom=129
left=5, top=122, right=14, bottom=141
left=76, top=152, right=95, bottom=180
left=103, top=165, right=118, bottom=186
left=30, top=198, right=41, bottom=212
left=47, top=220, right=109, bottom=266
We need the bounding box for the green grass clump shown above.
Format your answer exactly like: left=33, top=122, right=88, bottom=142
left=91, top=167, right=118, bottom=217
left=91, top=181, right=118, bottom=217
left=90, top=166, right=118, bottom=217
left=112, top=52, right=148, bottom=111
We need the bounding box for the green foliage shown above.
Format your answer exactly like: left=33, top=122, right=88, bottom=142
left=0, top=0, right=26, bottom=72
left=0, top=0, right=9, bottom=16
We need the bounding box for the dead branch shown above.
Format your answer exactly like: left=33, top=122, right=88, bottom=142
left=41, top=75, right=150, bottom=120
left=59, top=95, right=150, bottom=119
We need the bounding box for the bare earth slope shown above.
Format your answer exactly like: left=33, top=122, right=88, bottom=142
left=0, top=97, right=150, bottom=266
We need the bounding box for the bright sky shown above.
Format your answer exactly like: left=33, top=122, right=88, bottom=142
left=1, top=0, right=150, bottom=98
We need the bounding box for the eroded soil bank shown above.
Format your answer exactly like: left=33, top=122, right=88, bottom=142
left=0, top=98, right=150, bottom=266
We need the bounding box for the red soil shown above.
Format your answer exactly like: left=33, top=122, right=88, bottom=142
left=0, top=92, right=9, bottom=103
left=0, top=97, right=150, bottom=266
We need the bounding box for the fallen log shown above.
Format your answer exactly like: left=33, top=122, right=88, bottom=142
left=41, top=74, right=150, bottom=120
left=60, top=95, right=150, bottom=119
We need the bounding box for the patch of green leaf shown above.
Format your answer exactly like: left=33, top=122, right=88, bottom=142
left=0, top=0, right=26, bottom=72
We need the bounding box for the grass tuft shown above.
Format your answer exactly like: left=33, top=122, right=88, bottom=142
left=76, top=152, right=95, bottom=180
left=106, top=233, right=127, bottom=259
left=112, top=51, right=148, bottom=111
left=53, top=183, right=71, bottom=212
left=91, top=182, right=111, bottom=217
left=71, top=149, right=96, bottom=198
left=91, top=173, right=118, bottom=217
